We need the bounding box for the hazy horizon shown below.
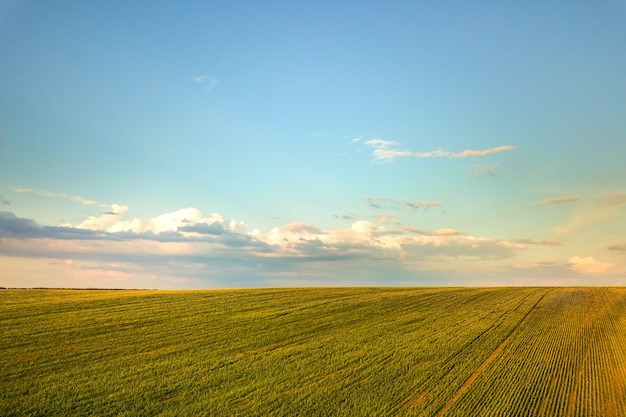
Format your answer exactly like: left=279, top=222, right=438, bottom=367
left=1, top=1, right=625, bottom=288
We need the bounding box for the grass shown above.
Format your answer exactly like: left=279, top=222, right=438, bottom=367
left=1, top=287, right=625, bottom=416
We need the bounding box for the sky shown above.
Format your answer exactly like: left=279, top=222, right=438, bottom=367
left=1, top=1, right=625, bottom=288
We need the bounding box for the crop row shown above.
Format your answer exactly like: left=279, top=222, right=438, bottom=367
left=1, top=287, right=624, bottom=416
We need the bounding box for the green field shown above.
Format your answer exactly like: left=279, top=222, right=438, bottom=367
left=2, top=287, right=625, bottom=416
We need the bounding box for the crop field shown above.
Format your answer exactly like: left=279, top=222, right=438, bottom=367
left=1, top=287, right=626, bottom=416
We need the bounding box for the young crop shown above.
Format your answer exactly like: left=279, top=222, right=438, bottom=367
left=1, top=287, right=624, bottom=416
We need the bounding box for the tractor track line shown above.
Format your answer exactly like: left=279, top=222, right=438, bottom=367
left=434, top=289, right=552, bottom=417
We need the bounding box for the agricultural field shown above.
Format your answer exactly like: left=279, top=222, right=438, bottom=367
left=1, top=287, right=625, bottom=416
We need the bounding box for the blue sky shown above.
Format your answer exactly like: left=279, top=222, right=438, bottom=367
left=1, top=1, right=625, bottom=288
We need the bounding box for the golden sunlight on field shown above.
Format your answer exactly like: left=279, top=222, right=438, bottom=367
left=1, top=287, right=625, bottom=416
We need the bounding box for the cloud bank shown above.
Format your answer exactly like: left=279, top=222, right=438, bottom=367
left=0, top=204, right=530, bottom=287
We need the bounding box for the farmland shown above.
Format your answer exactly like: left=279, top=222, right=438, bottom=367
left=1, top=287, right=625, bottom=416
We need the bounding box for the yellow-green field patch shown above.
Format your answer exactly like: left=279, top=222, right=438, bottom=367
left=1, top=288, right=625, bottom=416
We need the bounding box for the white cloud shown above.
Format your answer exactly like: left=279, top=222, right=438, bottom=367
left=194, top=74, right=220, bottom=91
left=415, top=146, right=515, bottom=159
left=365, top=139, right=397, bottom=148
left=76, top=206, right=247, bottom=236
left=71, top=196, right=97, bottom=205
left=569, top=256, right=614, bottom=274
left=0, top=205, right=530, bottom=287
left=364, top=139, right=410, bottom=163
left=76, top=204, right=130, bottom=230
left=248, top=219, right=522, bottom=262
left=363, top=140, right=515, bottom=163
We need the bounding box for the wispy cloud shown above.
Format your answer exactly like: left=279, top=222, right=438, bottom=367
left=194, top=74, right=220, bottom=91
left=608, top=243, right=626, bottom=252
left=607, top=193, right=626, bottom=206
left=333, top=211, right=359, bottom=221
left=375, top=214, right=399, bottom=225
left=364, top=139, right=515, bottom=163
left=405, top=227, right=460, bottom=236
left=416, top=146, right=515, bottom=159
left=12, top=187, right=98, bottom=206
left=402, top=200, right=442, bottom=210
left=471, top=164, right=500, bottom=178
left=364, top=139, right=411, bottom=163
left=533, top=195, right=582, bottom=205
left=555, top=193, right=626, bottom=236
left=510, top=237, right=564, bottom=246
left=365, top=196, right=442, bottom=211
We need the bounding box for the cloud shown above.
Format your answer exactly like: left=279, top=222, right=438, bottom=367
left=471, top=164, right=500, bottom=178
left=375, top=214, right=399, bottom=225
left=194, top=74, right=220, bottom=91
left=364, top=139, right=410, bottom=163
left=251, top=220, right=523, bottom=263
left=11, top=187, right=98, bottom=206
left=373, top=149, right=413, bottom=162
left=607, top=193, right=626, bottom=206
left=281, top=222, right=324, bottom=235
left=364, top=196, right=393, bottom=209
left=568, top=256, right=614, bottom=274
left=0, top=211, right=110, bottom=241
left=1, top=204, right=529, bottom=287
left=0, top=194, right=9, bottom=206
left=363, top=139, right=515, bottom=163
left=415, top=146, right=515, bottom=159
left=402, top=200, right=442, bottom=210
left=555, top=193, right=626, bottom=236
left=608, top=243, right=626, bottom=252
left=77, top=204, right=130, bottom=230
left=333, top=211, right=359, bottom=221
left=179, top=222, right=225, bottom=235
left=365, top=196, right=442, bottom=211
left=405, top=227, right=460, bottom=236
left=533, top=195, right=582, bottom=205
left=76, top=205, right=248, bottom=237
left=71, top=196, right=97, bottom=205
left=0, top=210, right=262, bottom=248
left=510, top=238, right=564, bottom=246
